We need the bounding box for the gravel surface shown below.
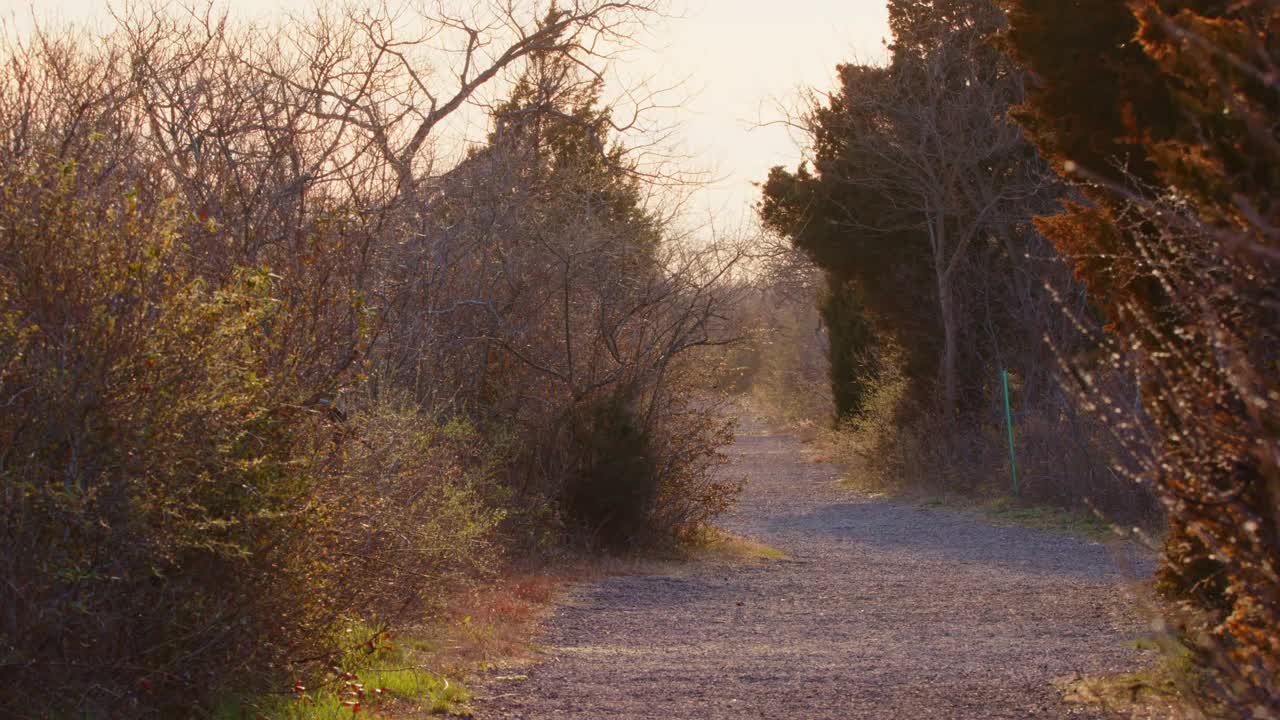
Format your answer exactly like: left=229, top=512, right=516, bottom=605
left=475, top=411, right=1154, bottom=719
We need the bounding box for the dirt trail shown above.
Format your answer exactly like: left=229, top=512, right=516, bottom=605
left=475, top=411, right=1153, bottom=719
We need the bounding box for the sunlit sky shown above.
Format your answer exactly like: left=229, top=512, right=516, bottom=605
left=0, top=0, right=889, bottom=232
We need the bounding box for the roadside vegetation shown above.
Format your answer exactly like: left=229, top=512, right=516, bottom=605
left=3, top=0, right=1277, bottom=717
left=0, top=3, right=743, bottom=716
left=747, top=0, right=1278, bottom=716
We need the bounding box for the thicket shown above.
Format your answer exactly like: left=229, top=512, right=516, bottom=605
left=757, top=0, right=1277, bottom=712
left=757, top=0, right=1154, bottom=521
left=1004, top=0, right=1279, bottom=713
left=0, top=5, right=740, bottom=716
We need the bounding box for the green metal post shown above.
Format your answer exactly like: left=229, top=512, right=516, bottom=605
left=1002, top=369, right=1019, bottom=497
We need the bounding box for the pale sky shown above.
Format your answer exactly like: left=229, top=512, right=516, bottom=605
left=0, top=0, right=889, bottom=232
left=646, top=1, right=889, bottom=229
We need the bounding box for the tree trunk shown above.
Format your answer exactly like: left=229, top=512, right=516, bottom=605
left=938, top=271, right=959, bottom=422
left=931, top=207, right=959, bottom=422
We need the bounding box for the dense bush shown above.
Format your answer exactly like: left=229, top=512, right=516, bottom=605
left=0, top=7, right=740, bottom=715
left=561, top=391, right=738, bottom=550
left=754, top=0, right=1154, bottom=528
left=0, top=156, right=502, bottom=714
left=1005, top=0, right=1280, bottom=711
left=820, top=278, right=879, bottom=420
left=562, top=395, right=664, bottom=549
left=759, top=0, right=1064, bottom=423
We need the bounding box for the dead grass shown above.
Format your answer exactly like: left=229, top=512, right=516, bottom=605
left=368, top=528, right=785, bottom=717
left=683, top=528, right=789, bottom=563
left=409, top=572, right=572, bottom=679
left=740, top=395, right=828, bottom=443
left=804, top=419, right=1146, bottom=546
left=1056, top=654, right=1198, bottom=720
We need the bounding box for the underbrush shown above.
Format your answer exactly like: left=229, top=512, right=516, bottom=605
left=212, top=621, right=471, bottom=719
left=806, top=362, right=1162, bottom=533
left=0, top=184, right=505, bottom=708
left=0, top=112, right=735, bottom=719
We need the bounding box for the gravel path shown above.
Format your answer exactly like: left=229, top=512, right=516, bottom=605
left=475, top=411, right=1153, bottom=719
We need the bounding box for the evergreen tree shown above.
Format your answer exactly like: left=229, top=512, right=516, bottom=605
left=487, top=42, right=662, bottom=265
left=760, top=0, right=1058, bottom=421
left=1005, top=0, right=1280, bottom=710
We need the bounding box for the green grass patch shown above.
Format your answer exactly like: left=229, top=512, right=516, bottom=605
left=982, top=496, right=1113, bottom=541
left=912, top=494, right=1117, bottom=542
left=213, top=668, right=468, bottom=719
left=212, top=620, right=471, bottom=719
left=364, top=667, right=469, bottom=708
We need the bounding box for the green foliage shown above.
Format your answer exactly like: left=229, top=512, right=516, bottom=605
left=760, top=151, right=938, bottom=415
left=563, top=394, right=662, bottom=549
left=820, top=278, right=879, bottom=419
left=481, top=46, right=663, bottom=268
left=760, top=0, right=1059, bottom=420
left=561, top=391, right=739, bottom=552
left=0, top=155, right=504, bottom=716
